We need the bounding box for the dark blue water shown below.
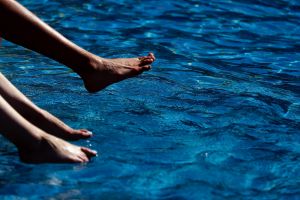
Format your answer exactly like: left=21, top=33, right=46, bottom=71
left=0, top=0, right=300, bottom=199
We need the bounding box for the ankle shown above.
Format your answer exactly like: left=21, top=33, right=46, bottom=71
left=71, top=52, right=99, bottom=76
left=16, top=129, right=44, bottom=151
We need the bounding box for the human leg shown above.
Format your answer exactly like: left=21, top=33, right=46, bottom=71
left=0, top=73, right=92, bottom=140
left=0, top=94, right=96, bottom=163
left=0, top=0, right=155, bottom=93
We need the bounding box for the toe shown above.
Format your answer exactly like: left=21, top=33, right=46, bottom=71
left=129, top=65, right=151, bottom=76
left=139, top=58, right=154, bottom=66
left=79, top=129, right=93, bottom=137
left=81, top=147, right=97, bottom=158
left=68, top=129, right=92, bottom=140
left=148, top=52, right=155, bottom=60
left=78, top=154, right=89, bottom=162
left=141, top=65, right=151, bottom=71
left=138, top=56, right=147, bottom=60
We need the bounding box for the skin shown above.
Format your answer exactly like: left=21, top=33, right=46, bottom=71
left=0, top=94, right=97, bottom=163
left=0, top=0, right=155, bottom=163
left=0, top=73, right=92, bottom=141
left=0, top=0, right=155, bottom=92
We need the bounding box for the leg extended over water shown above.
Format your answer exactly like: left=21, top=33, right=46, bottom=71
left=0, top=0, right=155, bottom=92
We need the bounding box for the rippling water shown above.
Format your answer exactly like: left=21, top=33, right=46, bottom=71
left=0, top=0, right=300, bottom=199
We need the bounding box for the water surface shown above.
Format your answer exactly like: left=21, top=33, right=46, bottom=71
left=0, top=0, right=300, bottom=199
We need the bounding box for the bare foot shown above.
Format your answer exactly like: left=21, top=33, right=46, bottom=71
left=19, top=134, right=97, bottom=163
left=78, top=53, right=155, bottom=93
left=107, top=52, right=156, bottom=66
left=36, top=109, right=93, bottom=141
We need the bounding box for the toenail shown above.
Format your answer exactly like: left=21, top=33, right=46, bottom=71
left=85, top=131, right=93, bottom=135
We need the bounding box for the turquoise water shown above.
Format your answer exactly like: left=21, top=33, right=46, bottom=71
left=0, top=0, right=300, bottom=199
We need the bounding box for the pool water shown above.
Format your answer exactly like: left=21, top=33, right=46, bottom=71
left=0, top=0, right=300, bottom=199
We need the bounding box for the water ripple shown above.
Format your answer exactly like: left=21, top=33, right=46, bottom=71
left=0, top=0, right=299, bottom=199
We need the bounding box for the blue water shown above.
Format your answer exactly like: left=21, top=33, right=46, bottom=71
left=0, top=0, right=300, bottom=199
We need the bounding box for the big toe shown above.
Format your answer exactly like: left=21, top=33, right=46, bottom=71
left=81, top=147, right=97, bottom=158
left=78, top=129, right=93, bottom=137
left=142, top=65, right=151, bottom=71
left=68, top=129, right=93, bottom=140
left=138, top=53, right=155, bottom=66
left=139, top=58, right=154, bottom=66
left=148, top=52, right=155, bottom=60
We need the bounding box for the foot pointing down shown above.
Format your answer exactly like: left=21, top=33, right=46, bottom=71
left=19, top=134, right=97, bottom=163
